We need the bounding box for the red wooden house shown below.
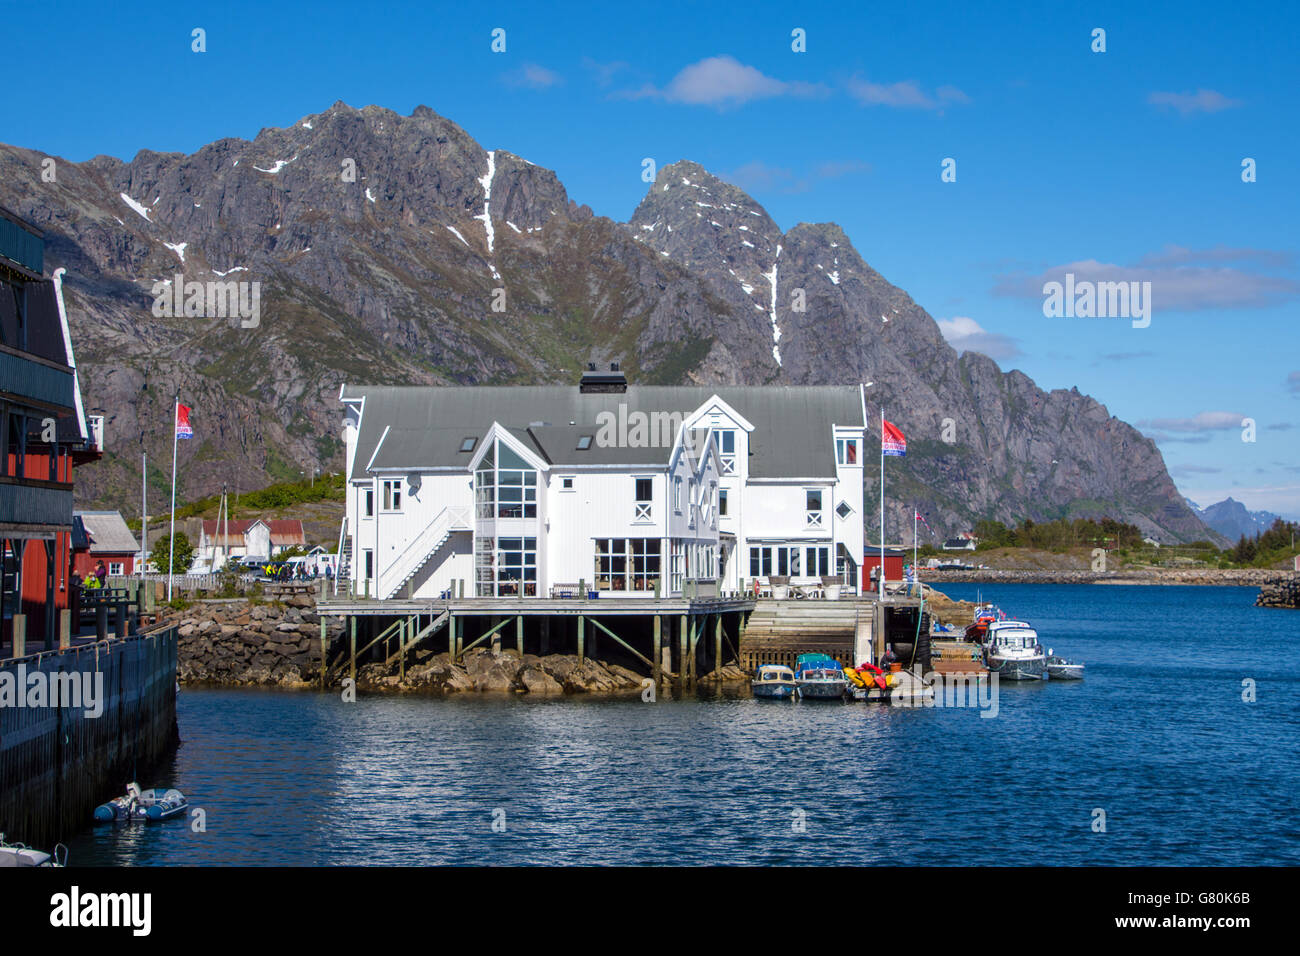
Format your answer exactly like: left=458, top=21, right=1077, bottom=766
left=1, top=206, right=101, bottom=651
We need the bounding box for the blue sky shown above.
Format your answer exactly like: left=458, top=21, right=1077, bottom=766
left=8, top=0, right=1299, bottom=516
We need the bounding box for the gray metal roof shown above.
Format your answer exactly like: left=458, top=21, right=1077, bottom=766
left=346, top=384, right=864, bottom=480
left=74, top=510, right=139, bottom=554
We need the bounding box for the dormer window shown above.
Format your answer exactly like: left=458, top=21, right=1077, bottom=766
left=459, top=437, right=477, bottom=453
left=576, top=435, right=593, bottom=450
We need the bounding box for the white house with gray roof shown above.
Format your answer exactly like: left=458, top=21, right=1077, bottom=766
left=337, top=368, right=867, bottom=600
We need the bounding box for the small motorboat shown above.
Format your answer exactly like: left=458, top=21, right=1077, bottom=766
left=751, top=664, right=797, bottom=699
left=794, top=653, right=848, bottom=700
left=93, top=782, right=189, bottom=823
left=1046, top=650, right=1085, bottom=680
left=0, top=834, right=67, bottom=867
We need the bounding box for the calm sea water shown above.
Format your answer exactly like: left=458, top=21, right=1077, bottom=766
left=68, top=584, right=1300, bottom=866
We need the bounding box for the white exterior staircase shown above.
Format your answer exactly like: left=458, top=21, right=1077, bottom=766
left=379, top=505, right=471, bottom=599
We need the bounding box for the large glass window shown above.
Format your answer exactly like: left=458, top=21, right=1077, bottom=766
left=475, top=440, right=538, bottom=519
left=476, top=535, right=537, bottom=596
left=497, top=537, right=537, bottom=596
left=836, top=438, right=859, bottom=465
left=595, top=538, right=661, bottom=591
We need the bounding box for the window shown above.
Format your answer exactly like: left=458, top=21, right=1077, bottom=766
left=688, top=478, right=696, bottom=527
left=673, top=476, right=682, bottom=513
left=595, top=538, right=661, bottom=591
left=836, top=500, right=853, bottom=520
left=459, top=437, right=477, bottom=453
left=576, top=435, right=593, bottom=450
left=475, top=441, right=538, bottom=519
left=477, top=536, right=537, bottom=596
left=363, top=488, right=375, bottom=517
left=837, top=438, right=859, bottom=465
left=561, top=476, right=575, bottom=490
left=496, top=537, right=537, bottom=596
left=718, top=430, right=736, bottom=474
left=669, top=541, right=684, bottom=593
left=718, top=488, right=729, bottom=517
left=806, top=489, right=823, bottom=526
left=109, top=562, right=124, bottom=576
left=363, top=549, right=374, bottom=580
left=381, top=479, right=402, bottom=512
left=750, top=544, right=828, bottom=578
left=635, top=477, right=653, bottom=520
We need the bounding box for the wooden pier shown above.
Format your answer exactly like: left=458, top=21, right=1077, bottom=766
left=317, top=588, right=935, bottom=691
left=318, top=594, right=756, bottom=690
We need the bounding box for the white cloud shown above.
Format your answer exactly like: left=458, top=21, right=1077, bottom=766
left=936, top=316, right=1022, bottom=360
left=1139, top=411, right=1245, bottom=433
left=847, top=77, right=969, bottom=110
left=1147, top=89, right=1243, bottom=114
left=503, top=63, right=563, bottom=90
left=994, top=252, right=1300, bottom=311
left=620, top=55, right=826, bottom=107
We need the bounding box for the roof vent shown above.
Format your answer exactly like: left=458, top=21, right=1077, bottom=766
left=579, top=362, right=627, bottom=394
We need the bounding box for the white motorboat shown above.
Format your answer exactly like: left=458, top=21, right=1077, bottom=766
left=983, top=620, right=1047, bottom=680
left=0, top=834, right=66, bottom=867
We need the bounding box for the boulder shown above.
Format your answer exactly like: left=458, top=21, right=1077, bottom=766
left=519, top=667, right=563, bottom=695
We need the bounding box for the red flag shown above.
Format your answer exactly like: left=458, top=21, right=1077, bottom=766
left=175, top=404, right=194, bottom=440
left=882, top=420, right=906, bottom=456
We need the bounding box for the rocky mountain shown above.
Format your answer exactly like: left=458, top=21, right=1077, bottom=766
left=0, top=102, right=1211, bottom=542
left=1193, top=497, right=1284, bottom=542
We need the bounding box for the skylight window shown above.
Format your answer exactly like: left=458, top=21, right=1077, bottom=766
left=459, top=437, right=477, bottom=453
left=576, top=435, right=593, bottom=450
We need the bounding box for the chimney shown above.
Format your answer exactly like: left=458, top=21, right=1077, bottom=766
left=578, top=362, right=628, bottom=394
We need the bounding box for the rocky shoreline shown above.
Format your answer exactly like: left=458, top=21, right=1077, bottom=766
left=922, top=567, right=1296, bottom=587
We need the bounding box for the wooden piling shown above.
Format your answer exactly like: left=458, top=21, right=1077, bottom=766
left=349, top=615, right=357, bottom=684
left=11, top=614, right=25, bottom=657
left=715, top=614, right=723, bottom=673
left=320, top=618, right=328, bottom=688
left=577, top=614, right=585, bottom=663
left=59, top=609, right=71, bottom=651
left=516, top=614, right=523, bottom=655
left=652, top=614, right=662, bottom=686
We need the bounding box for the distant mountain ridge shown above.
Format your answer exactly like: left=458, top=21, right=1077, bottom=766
left=1191, top=497, right=1285, bottom=542
left=0, top=101, right=1211, bottom=543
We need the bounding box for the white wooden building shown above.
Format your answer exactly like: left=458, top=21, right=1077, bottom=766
left=337, top=368, right=867, bottom=600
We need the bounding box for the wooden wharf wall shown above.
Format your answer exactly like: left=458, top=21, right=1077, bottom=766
left=0, top=626, right=179, bottom=848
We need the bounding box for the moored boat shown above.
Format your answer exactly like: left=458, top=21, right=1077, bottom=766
left=964, top=604, right=999, bottom=642
left=983, top=620, right=1047, bottom=680
left=93, top=782, right=189, bottom=823
left=0, top=834, right=66, bottom=867
left=751, top=664, right=797, bottom=699
left=794, top=653, right=848, bottom=700
left=1045, top=651, right=1085, bottom=680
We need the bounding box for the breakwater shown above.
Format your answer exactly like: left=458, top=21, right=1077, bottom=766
left=1256, top=578, right=1300, bottom=608
left=163, top=595, right=341, bottom=687
left=0, top=626, right=179, bottom=848
left=923, top=567, right=1295, bottom=587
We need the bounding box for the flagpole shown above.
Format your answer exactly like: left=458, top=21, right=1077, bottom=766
left=879, top=407, right=885, bottom=603
left=140, top=451, right=147, bottom=580
left=167, top=394, right=179, bottom=601
left=913, top=507, right=918, bottom=574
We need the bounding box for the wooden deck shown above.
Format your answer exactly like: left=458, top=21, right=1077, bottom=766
left=318, top=595, right=756, bottom=617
